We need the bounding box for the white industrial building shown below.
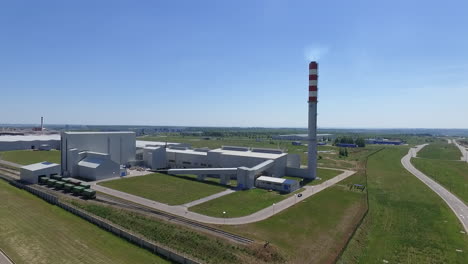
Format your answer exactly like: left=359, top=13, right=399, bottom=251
left=20, top=162, right=61, bottom=184
left=0, top=134, right=60, bottom=151
left=61, top=132, right=135, bottom=180
left=255, top=176, right=300, bottom=193
left=272, top=133, right=333, bottom=141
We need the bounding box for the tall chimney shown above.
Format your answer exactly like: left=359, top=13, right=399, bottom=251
left=307, top=61, right=318, bottom=179
left=41, top=116, right=44, bottom=131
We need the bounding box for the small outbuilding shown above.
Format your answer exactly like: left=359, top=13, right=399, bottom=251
left=20, top=161, right=61, bottom=184
left=255, top=176, right=300, bottom=193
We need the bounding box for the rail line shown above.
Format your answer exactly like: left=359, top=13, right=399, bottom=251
left=95, top=194, right=254, bottom=245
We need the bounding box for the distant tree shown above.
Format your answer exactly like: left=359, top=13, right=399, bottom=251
left=344, top=148, right=349, bottom=157
left=355, top=138, right=366, bottom=147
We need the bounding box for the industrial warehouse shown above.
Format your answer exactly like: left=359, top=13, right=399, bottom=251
left=14, top=62, right=323, bottom=193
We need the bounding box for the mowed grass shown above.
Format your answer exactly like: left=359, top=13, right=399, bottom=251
left=412, top=157, right=468, bottom=203
left=221, top=172, right=367, bottom=263
left=99, top=173, right=227, bottom=205
left=0, top=150, right=61, bottom=165
left=189, top=188, right=301, bottom=218
left=283, top=167, right=342, bottom=185
left=0, top=179, right=168, bottom=264
left=339, top=148, right=468, bottom=264
left=417, top=141, right=462, bottom=160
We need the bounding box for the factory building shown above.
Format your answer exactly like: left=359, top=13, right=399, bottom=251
left=20, top=162, right=60, bottom=184
left=255, top=176, right=300, bottom=193
left=272, top=133, right=333, bottom=141
left=61, top=132, right=135, bottom=180
left=0, top=134, right=60, bottom=151
left=365, top=139, right=403, bottom=145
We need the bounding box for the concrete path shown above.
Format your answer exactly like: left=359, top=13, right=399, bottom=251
left=0, top=159, right=21, bottom=168
left=182, top=189, right=235, bottom=208
left=453, top=139, right=468, bottom=162
left=93, top=168, right=356, bottom=225
left=401, top=145, right=468, bottom=232
left=0, top=249, right=14, bottom=264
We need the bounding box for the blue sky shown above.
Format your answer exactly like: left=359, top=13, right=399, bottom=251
left=1, top=0, right=467, bottom=128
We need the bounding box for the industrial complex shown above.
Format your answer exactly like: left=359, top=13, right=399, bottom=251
left=9, top=62, right=323, bottom=193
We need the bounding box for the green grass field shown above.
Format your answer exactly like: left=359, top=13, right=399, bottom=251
left=70, top=199, right=280, bottom=264
left=0, top=150, right=61, bottom=165
left=189, top=188, right=302, bottom=218
left=99, top=173, right=227, bottom=205
left=0, top=179, right=168, bottom=264
left=412, top=157, right=468, bottom=203
left=283, top=167, right=342, bottom=185
left=417, top=141, right=462, bottom=160
left=221, top=172, right=368, bottom=263
left=339, top=148, right=468, bottom=264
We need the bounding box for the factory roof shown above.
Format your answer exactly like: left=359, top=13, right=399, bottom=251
left=210, top=148, right=286, bottom=159
left=136, top=140, right=181, bottom=149
left=256, top=176, right=298, bottom=185
left=21, top=161, right=60, bottom=171
left=276, top=133, right=333, bottom=137
left=63, top=131, right=135, bottom=135
left=78, top=157, right=104, bottom=169
left=166, top=148, right=208, bottom=156
left=0, top=134, right=60, bottom=142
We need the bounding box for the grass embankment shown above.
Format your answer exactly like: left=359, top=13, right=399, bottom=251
left=221, top=172, right=367, bottom=263
left=191, top=168, right=341, bottom=218
left=70, top=199, right=282, bottom=264
left=0, top=179, right=168, bottom=264
left=412, top=158, right=468, bottom=203
left=99, top=173, right=227, bottom=205
left=417, top=141, right=462, bottom=160
left=339, top=148, right=468, bottom=263
left=0, top=150, right=61, bottom=165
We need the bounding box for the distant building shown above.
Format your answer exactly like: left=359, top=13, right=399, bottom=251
left=0, top=135, right=60, bottom=151
left=366, top=139, right=403, bottom=145
left=255, top=176, right=300, bottom=193
left=336, top=143, right=358, bottom=148
left=272, top=134, right=333, bottom=141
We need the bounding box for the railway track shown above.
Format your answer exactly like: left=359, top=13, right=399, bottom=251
left=0, top=166, right=254, bottom=245
left=96, top=194, right=254, bottom=245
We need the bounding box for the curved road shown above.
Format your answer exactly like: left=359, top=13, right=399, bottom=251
left=93, top=168, right=356, bottom=225
left=401, top=144, right=468, bottom=232
left=453, top=139, right=468, bottom=162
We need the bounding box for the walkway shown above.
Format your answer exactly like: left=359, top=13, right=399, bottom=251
left=453, top=139, right=468, bottom=162
left=93, top=169, right=356, bottom=225
left=401, top=144, right=468, bottom=232
left=0, top=160, right=21, bottom=168
left=0, top=249, right=14, bottom=264
left=182, top=189, right=235, bottom=208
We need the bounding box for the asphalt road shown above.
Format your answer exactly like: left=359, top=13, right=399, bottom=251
left=93, top=168, right=356, bottom=225
left=401, top=144, right=468, bottom=232
left=0, top=249, right=13, bottom=264
left=453, top=139, right=468, bottom=162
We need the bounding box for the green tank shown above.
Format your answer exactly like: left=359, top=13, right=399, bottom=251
left=80, top=183, right=91, bottom=189
left=71, top=186, right=85, bottom=195
left=46, top=179, right=57, bottom=187
left=63, top=183, right=74, bottom=192
left=39, top=177, right=49, bottom=185
left=54, top=181, right=65, bottom=189
left=50, top=174, right=62, bottom=181
left=61, top=178, right=71, bottom=183
left=82, top=189, right=96, bottom=199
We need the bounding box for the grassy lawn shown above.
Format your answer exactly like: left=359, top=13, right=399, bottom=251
left=70, top=199, right=281, bottom=264
left=99, top=173, right=227, bottom=205
left=0, top=150, right=61, bottom=165
left=412, top=157, right=468, bottom=203
left=0, top=179, right=168, bottom=264
left=339, top=148, right=468, bottom=264
left=189, top=188, right=302, bottom=218
left=283, top=167, right=342, bottom=185
left=417, top=141, right=462, bottom=160
left=220, top=172, right=368, bottom=263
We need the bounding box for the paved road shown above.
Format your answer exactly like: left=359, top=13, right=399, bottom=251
left=0, top=160, right=21, bottom=168
left=401, top=144, right=468, bottom=232
left=93, top=169, right=356, bottom=225
left=453, top=139, right=468, bottom=162
left=182, top=189, right=235, bottom=208
left=0, top=249, right=14, bottom=264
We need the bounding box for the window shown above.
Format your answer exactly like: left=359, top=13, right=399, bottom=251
left=182, top=161, right=191, bottom=165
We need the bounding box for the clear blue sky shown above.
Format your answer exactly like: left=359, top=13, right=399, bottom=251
left=1, top=0, right=467, bottom=128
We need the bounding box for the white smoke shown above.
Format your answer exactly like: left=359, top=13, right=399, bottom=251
left=304, top=45, right=329, bottom=61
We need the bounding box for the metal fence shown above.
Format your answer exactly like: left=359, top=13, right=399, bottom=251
left=0, top=175, right=200, bottom=264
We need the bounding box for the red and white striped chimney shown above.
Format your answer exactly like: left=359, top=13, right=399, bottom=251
left=307, top=61, right=318, bottom=179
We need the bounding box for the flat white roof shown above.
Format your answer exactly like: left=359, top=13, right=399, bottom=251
left=166, top=148, right=208, bottom=156
left=64, top=131, right=135, bottom=135
left=136, top=140, right=181, bottom=149
left=78, top=157, right=103, bottom=169
left=22, top=161, right=60, bottom=171
left=257, top=176, right=298, bottom=185
left=0, top=135, right=60, bottom=142
left=210, top=148, right=286, bottom=159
